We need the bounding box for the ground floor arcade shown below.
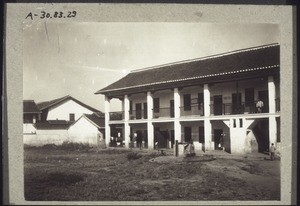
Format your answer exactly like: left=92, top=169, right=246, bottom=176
left=106, top=116, right=280, bottom=154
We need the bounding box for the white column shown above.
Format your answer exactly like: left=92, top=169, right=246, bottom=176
left=204, top=84, right=210, bottom=116
left=124, top=122, right=130, bottom=149
left=174, top=88, right=180, bottom=118
left=104, top=96, right=111, bottom=147
left=124, top=95, right=130, bottom=148
left=147, top=92, right=153, bottom=119
left=268, top=76, right=276, bottom=113
left=204, top=84, right=211, bottom=151
left=147, top=91, right=154, bottom=149
left=147, top=122, right=154, bottom=149
left=269, top=116, right=277, bottom=147
left=174, top=88, right=182, bottom=143
left=174, top=121, right=182, bottom=142
left=124, top=95, right=130, bottom=121
left=204, top=119, right=212, bottom=151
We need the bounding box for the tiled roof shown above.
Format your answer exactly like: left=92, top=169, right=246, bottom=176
left=83, top=113, right=105, bottom=128
left=34, top=120, right=72, bottom=130
left=96, top=43, right=279, bottom=95
left=37, top=95, right=101, bottom=113
left=23, top=100, right=41, bottom=114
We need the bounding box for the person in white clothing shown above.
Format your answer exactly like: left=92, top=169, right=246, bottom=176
left=256, top=99, right=264, bottom=113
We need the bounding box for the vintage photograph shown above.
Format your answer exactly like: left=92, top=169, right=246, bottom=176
left=23, top=22, right=281, bottom=201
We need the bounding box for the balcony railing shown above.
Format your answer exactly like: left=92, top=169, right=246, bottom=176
left=109, top=111, right=124, bottom=120
left=180, top=105, right=204, bottom=116
left=129, top=110, right=147, bottom=120
left=109, top=99, right=280, bottom=121
left=153, top=107, right=174, bottom=118
left=210, top=103, right=246, bottom=115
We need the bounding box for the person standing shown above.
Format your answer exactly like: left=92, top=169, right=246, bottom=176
left=270, top=143, right=276, bottom=161
left=256, top=99, right=264, bottom=113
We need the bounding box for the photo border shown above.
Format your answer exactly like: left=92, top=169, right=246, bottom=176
left=3, top=1, right=298, bottom=205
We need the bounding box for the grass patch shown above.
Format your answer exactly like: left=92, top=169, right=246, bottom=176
left=127, top=152, right=142, bottom=160
left=24, top=148, right=280, bottom=201
left=42, top=172, right=84, bottom=186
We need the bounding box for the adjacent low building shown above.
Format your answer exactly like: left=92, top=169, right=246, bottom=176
left=68, top=113, right=105, bottom=146
left=95, top=43, right=280, bottom=154
left=23, top=95, right=105, bottom=147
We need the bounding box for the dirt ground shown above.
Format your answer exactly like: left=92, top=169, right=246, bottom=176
left=24, top=146, right=280, bottom=201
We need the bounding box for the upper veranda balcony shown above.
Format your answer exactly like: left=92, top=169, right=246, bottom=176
left=108, top=98, right=280, bottom=121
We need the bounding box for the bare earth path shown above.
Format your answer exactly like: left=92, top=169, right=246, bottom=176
left=24, top=147, right=280, bottom=201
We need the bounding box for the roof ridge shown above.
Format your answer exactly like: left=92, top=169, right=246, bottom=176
left=130, top=43, right=279, bottom=74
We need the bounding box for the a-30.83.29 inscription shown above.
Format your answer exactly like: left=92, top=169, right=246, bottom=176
left=25, top=11, right=77, bottom=20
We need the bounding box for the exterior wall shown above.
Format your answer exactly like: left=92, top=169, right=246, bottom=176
left=129, top=93, right=147, bottom=111
left=209, top=78, right=268, bottom=104
left=47, top=99, right=94, bottom=121
left=180, top=85, right=203, bottom=106
left=23, top=129, right=69, bottom=146
left=152, top=90, right=174, bottom=108
left=68, top=117, right=102, bottom=146
left=23, top=123, right=37, bottom=134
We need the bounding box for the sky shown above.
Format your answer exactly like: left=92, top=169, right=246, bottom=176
left=23, top=22, right=279, bottom=112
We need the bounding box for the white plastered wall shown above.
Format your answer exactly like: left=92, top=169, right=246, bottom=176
left=68, top=117, right=101, bottom=146
left=46, top=99, right=94, bottom=121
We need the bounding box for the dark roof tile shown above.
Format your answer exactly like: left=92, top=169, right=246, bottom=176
left=96, top=43, right=279, bottom=95
left=23, top=100, right=41, bottom=114
left=34, top=120, right=71, bottom=130
left=84, top=113, right=105, bottom=128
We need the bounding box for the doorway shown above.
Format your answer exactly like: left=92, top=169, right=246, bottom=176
left=170, top=130, right=175, bottom=148
left=184, top=127, right=192, bottom=142
left=214, top=129, right=223, bottom=150
left=199, top=126, right=205, bottom=151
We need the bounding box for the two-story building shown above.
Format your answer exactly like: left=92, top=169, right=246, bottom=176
left=95, top=43, right=280, bottom=154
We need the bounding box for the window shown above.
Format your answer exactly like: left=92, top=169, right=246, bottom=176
left=69, top=113, right=75, bottom=121
left=184, top=94, right=191, bottom=111
left=153, top=98, right=160, bottom=113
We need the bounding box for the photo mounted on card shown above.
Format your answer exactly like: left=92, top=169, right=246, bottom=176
left=4, top=2, right=297, bottom=205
